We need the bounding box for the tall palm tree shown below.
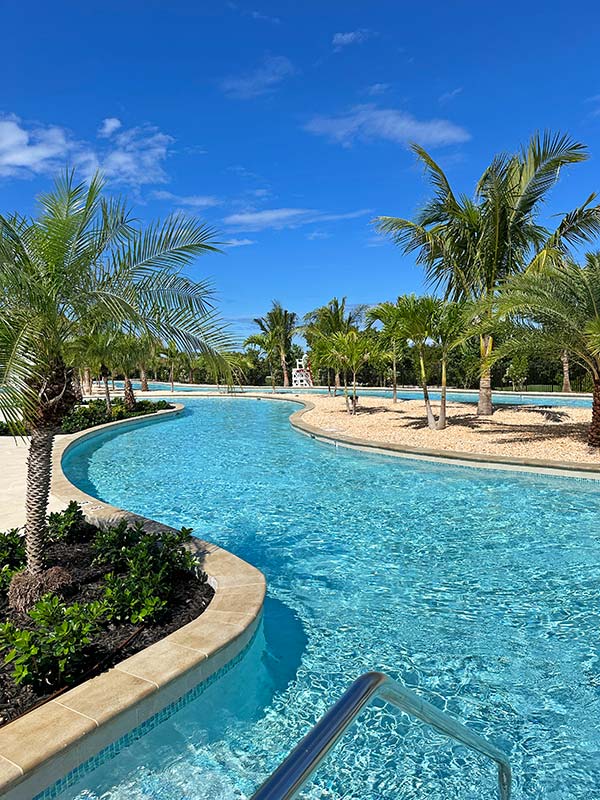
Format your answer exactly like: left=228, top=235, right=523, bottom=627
left=303, top=297, right=365, bottom=390
left=376, top=133, right=600, bottom=415
left=497, top=254, right=600, bottom=446
left=366, top=300, right=406, bottom=402
left=0, top=172, right=232, bottom=591
left=244, top=329, right=279, bottom=392
left=250, top=301, right=297, bottom=387
left=395, top=295, right=439, bottom=429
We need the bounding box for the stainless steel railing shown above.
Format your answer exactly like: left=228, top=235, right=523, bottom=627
left=250, top=671, right=512, bottom=800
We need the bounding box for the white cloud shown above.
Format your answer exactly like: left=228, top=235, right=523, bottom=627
left=220, top=55, right=295, bottom=99
left=98, top=117, right=122, bottom=138
left=153, top=190, right=220, bottom=208
left=305, top=104, right=470, bottom=148
left=223, top=206, right=372, bottom=232
left=438, top=87, right=463, bottom=105
left=0, top=115, right=73, bottom=178
left=224, top=238, right=256, bottom=247
left=332, top=29, right=373, bottom=51
left=366, top=83, right=390, bottom=96
left=306, top=230, right=330, bottom=240
left=0, top=113, right=175, bottom=186
left=100, top=125, right=173, bottom=185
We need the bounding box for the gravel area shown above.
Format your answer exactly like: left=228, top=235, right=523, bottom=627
left=302, top=395, right=600, bottom=465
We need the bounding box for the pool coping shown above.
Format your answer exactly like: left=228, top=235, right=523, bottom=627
left=0, top=403, right=266, bottom=800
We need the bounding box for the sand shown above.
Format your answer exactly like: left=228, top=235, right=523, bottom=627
left=300, top=394, right=600, bottom=466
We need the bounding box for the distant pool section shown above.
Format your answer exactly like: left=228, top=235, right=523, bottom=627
left=117, top=380, right=593, bottom=408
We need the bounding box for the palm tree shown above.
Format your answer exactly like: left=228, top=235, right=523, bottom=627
left=497, top=254, right=600, bottom=446
left=376, top=133, right=600, bottom=415
left=321, top=330, right=373, bottom=413
left=429, top=300, right=467, bottom=429
left=395, top=295, right=439, bottom=429
left=0, top=172, right=231, bottom=594
left=366, top=300, right=406, bottom=402
left=250, top=302, right=297, bottom=387
left=245, top=329, right=279, bottom=392
left=303, top=297, right=365, bottom=391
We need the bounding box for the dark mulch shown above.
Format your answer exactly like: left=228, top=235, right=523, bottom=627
left=0, top=528, right=214, bottom=726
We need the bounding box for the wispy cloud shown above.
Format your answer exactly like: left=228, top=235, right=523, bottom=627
left=220, top=55, right=295, bottom=99
left=438, top=87, right=463, bottom=105
left=223, top=206, right=372, bottom=232
left=305, top=104, right=470, bottom=148
left=0, top=114, right=176, bottom=186
left=365, top=83, right=390, bottom=96
left=585, top=94, right=600, bottom=117
left=153, top=190, right=220, bottom=208
left=251, top=10, right=280, bottom=23
left=332, top=29, right=373, bottom=51
left=98, top=117, right=122, bottom=137
left=224, top=237, right=256, bottom=247
left=306, top=230, right=330, bottom=240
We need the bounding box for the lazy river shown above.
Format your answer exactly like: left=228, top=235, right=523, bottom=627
left=58, top=397, right=600, bottom=799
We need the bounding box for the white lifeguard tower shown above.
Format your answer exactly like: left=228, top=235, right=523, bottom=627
left=292, top=354, right=314, bottom=387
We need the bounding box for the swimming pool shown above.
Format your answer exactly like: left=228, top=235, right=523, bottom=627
left=125, top=380, right=593, bottom=408
left=60, top=398, right=600, bottom=799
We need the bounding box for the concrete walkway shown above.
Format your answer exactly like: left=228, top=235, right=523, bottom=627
left=0, top=438, right=67, bottom=530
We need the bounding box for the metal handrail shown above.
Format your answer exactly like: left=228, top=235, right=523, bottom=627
left=250, top=671, right=512, bottom=800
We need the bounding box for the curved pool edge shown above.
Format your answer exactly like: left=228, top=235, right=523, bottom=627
left=116, top=391, right=600, bottom=479
left=286, top=397, right=600, bottom=480
left=0, top=402, right=266, bottom=800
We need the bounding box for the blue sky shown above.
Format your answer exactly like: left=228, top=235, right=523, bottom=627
left=3, top=1, right=600, bottom=341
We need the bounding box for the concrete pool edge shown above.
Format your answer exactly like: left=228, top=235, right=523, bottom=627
left=0, top=403, right=266, bottom=800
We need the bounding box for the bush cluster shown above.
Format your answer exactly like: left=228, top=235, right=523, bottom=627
left=60, top=397, right=171, bottom=434
left=94, top=520, right=196, bottom=624
left=0, top=505, right=199, bottom=688
left=0, top=528, right=26, bottom=593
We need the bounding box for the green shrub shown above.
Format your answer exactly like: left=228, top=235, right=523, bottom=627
left=0, top=420, right=27, bottom=436
left=60, top=398, right=172, bottom=433
left=95, top=522, right=196, bottom=623
left=0, top=528, right=26, bottom=593
left=47, top=501, right=94, bottom=542
left=0, top=594, right=106, bottom=687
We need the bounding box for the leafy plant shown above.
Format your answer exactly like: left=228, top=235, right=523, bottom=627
left=0, top=421, right=27, bottom=436
left=47, top=501, right=93, bottom=543
left=95, top=522, right=196, bottom=623
left=0, top=594, right=106, bottom=687
left=0, top=529, right=26, bottom=593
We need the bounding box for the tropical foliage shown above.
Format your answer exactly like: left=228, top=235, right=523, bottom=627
left=376, top=133, right=600, bottom=415
left=0, top=172, right=232, bottom=597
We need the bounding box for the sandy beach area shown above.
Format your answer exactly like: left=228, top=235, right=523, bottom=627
left=300, top=394, right=600, bottom=466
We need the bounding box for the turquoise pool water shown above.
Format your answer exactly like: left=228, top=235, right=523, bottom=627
left=60, top=398, right=600, bottom=799
left=126, top=380, right=594, bottom=408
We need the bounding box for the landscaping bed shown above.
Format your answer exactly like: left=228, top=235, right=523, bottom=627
left=0, top=397, right=174, bottom=436
left=0, top=503, right=213, bottom=725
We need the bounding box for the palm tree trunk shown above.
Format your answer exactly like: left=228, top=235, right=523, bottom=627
left=392, top=346, right=398, bottom=403
left=419, top=350, right=436, bottom=430
left=281, top=350, right=289, bottom=387
left=352, top=371, right=358, bottom=414
left=82, top=367, right=92, bottom=396
left=343, top=373, right=351, bottom=414
left=477, top=334, right=493, bottom=416
left=123, top=376, right=136, bottom=411
left=102, top=375, right=112, bottom=414
left=25, top=427, right=54, bottom=575
left=561, top=351, right=572, bottom=393
left=169, top=364, right=174, bottom=392
left=588, top=380, right=600, bottom=447
left=436, top=358, right=447, bottom=430
left=140, top=365, right=149, bottom=392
